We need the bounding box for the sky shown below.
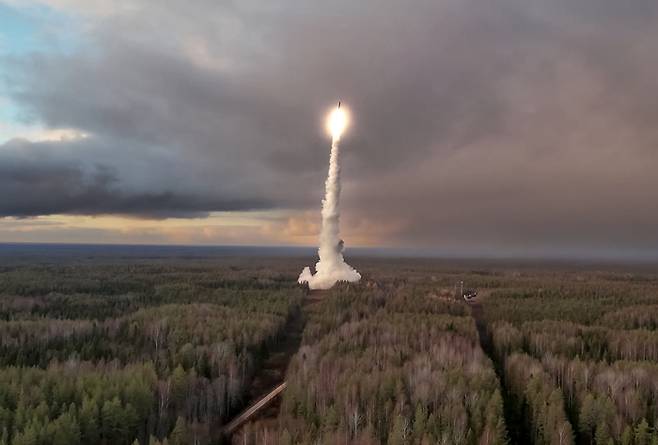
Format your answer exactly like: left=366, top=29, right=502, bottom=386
left=1, top=0, right=657, bottom=258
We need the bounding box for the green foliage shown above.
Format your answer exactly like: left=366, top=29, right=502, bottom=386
left=272, top=286, right=508, bottom=444
left=4, top=257, right=658, bottom=445
left=168, top=417, right=187, bottom=445
left=489, top=267, right=658, bottom=445
left=0, top=262, right=303, bottom=445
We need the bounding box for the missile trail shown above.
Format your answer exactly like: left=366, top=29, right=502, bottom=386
left=298, top=103, right=360, bottom=290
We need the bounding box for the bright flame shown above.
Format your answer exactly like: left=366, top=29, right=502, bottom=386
left=327, top=106, right=349, bottom=139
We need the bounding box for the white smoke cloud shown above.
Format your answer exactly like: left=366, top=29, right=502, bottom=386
left=298, top=107, right=361, bottom=290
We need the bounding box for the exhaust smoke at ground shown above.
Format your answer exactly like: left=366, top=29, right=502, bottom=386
left=298, top=105, right=361, bottom=290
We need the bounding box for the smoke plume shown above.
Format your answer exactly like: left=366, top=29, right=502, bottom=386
left=298, top=106, right=361, bottom=290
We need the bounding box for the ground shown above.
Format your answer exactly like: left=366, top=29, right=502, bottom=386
left=1, top=245, right=657, bottom=445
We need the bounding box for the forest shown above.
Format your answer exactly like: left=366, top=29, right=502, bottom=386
left=0, top=259, right=302, bottom=444
left=1, top=251, right=658, bottom=445
left=486, top=274, right=658, bottom=445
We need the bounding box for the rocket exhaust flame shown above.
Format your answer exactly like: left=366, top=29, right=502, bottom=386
left=298, top=103, right=361, bottom=290
left=328, top=105, right=348, bottom=140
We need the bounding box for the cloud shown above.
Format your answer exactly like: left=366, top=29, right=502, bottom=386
left=2, top=0, right=658, bottom=253
left=0, top=138, right=270, bottom=217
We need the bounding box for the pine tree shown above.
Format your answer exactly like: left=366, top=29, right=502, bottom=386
left=123, top=403, right=140, bottom=441
left=483, top=390, right=508, bottom=445
left=324, top=405, right=339, bottom=432
left=101, top=397, right=127, bottom=443
left=621, top=426, right=633, bottom=445
left=413, top=404, right=427, bottom=440
left=636, top=419, right=650, bottom=445
left=595, top=421, right=612, bottom=445
left=49, top=411, right=81, bottom=445
left=80, top=397, right=100, bottom=444
left=12, top=421, right=40, bottom=445
left=579, top=393, right=597, bottom=441
left=171, top=366, right=188, bottom=408
left=388, top=415, right=408, bottom=445
left=169, top=417, right=188, bottom=445
left=280, top=429, right=293, bottom=445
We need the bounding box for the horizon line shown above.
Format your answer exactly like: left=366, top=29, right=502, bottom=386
left=2, top=241, right=658, bottom=264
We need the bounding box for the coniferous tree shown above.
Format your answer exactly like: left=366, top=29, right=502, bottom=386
left=168, top=417, right=188, bottom=445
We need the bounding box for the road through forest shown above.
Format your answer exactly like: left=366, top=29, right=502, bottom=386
left=225, top=292, right=326, bottom=441
left=469, top=299, right=527, bottom=445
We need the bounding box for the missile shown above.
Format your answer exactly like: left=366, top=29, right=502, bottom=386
left=338, top=101, right=341, bottom=109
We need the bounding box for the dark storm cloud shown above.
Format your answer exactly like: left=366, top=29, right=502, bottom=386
left=0, top=138, right=269, bottom=217
left=3, top=0, right=658, bottom=253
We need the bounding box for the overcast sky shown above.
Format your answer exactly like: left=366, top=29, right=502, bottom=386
left=1, top=0, right=657, bottom=257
